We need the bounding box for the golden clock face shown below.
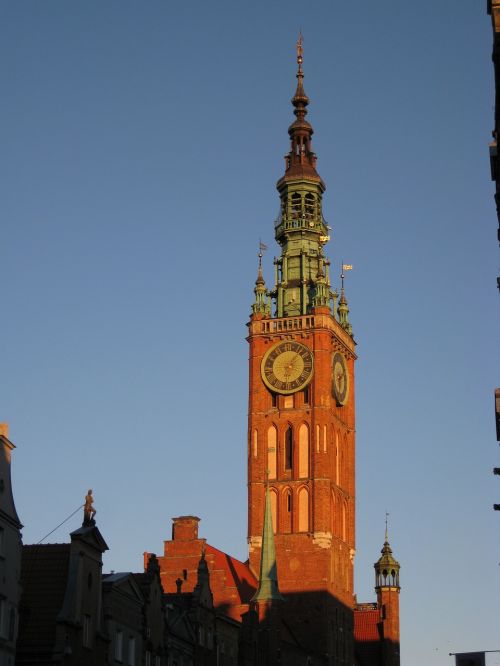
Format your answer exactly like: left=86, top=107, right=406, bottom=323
left=261, top=340, right=314, bottom=395
left=332, top=352, right=348, bottom=405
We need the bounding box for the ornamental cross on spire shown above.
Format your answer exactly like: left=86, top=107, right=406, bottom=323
left=296, top=32, right=303, bottom=71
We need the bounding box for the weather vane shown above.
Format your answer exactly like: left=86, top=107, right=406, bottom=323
left=258, top=239, right=268, bottom=268
left=341, top=262, right=353, bottom=289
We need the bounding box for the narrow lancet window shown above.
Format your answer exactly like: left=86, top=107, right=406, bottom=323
left=298, top=487, right=309, bottom=532
left=298, top=423, right=309, bottom=478
left=285, top=426, right=293, bottom=470
left=267, top=425, right=277, bottom=479
left=284, top=489, right=292, bottom=533
left=270, top=489, right=277, bottom=533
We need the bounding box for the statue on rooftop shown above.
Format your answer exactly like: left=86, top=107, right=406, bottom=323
left=83, top=489, right=96, bottom=526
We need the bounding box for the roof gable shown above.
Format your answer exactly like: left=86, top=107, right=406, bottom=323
left=103, top=572, right=144, bottom=604
left=70, top=524, right=109, bottom=552
left=205, top=544, right=257, bottom=606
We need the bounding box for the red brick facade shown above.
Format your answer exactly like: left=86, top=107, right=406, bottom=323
left=147, top=39, right=401, bottom=665
left=246, top=308, right=357, bottom=657
left=146, top=516, right=257, bottom=624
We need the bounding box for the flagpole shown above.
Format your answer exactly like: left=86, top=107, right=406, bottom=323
left=449, top=651, right=500, bottom=655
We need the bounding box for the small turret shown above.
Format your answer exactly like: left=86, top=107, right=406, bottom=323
left=337, top=288, right=353, bottom=336
left=252, top=249, right=271, bottom=317
left=337, top=267, right=353, bottom=336
left=374, top=524, right=400, bottom=591
left=374, top=516, right=401, bottom=666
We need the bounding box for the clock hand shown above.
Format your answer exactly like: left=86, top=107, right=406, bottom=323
left=288, top=353, right=302, bottom=370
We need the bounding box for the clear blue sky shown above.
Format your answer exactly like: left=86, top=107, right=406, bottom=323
left=2, top=2, right=499, bottom=664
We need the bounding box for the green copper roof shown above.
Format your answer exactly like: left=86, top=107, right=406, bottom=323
left=251, top=485, right=284, bottom=603
left=374, top=524, right=401, bottom=590
left=337, top=287, right=353, bottom=336
left=252, top=254, right=271, bottom=316
left=249, top=39, right=354, bottom=336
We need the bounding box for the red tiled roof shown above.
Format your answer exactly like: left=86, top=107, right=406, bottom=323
left=354, top=608, right=381, bottom=666
left=18, top=544, right=71, bottom=659
left=205, top=544, right=257, bottom=606
left=354, top=608, right=380, bottom=641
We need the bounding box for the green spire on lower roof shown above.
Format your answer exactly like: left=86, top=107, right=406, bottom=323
left=251, top=484, right=284, bottom=603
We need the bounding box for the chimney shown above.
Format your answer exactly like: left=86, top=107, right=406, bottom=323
left=172, top=516, right=200, bottom=541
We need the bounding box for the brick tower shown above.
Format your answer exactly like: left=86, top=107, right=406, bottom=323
left=247, top=37, right=357, bottom=662
left=374, top=525, right=401, bottom=666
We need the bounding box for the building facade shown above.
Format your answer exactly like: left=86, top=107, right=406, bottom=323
left=0, top=424, right=23, bottom=666
left=17, top=521, right=109, bottom=665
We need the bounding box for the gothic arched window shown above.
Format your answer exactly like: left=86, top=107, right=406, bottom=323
left=298, top=487, right=309, bottom=532
left=284, top=426, right=293, bottom=471
left=267, top=425, right=277, bottom=479
left=270, top=489, right=277, bottom=533
left=298, top=423, right=309, bottom=478
left=283, top=488, right=292, bottom=533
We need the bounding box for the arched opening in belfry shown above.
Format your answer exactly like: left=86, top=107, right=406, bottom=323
left=304, top=192, right=315, bottom=219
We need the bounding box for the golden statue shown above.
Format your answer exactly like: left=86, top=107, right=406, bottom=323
left=83, top=489, right=96, bottom=525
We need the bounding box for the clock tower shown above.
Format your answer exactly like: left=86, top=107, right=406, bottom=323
left=247, top=38, right=357, bottom=661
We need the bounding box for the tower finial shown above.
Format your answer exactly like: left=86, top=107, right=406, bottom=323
left=385, top=510, right=389, bottom=542
left=292, top=32, right=308, bottom=112
left=281, top=33, right=321, bottom=184
left=296, top=32, right=303, bottom=72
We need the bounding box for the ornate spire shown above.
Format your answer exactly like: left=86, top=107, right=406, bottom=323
left=337, top=266, right=353, bottom=335
left=374, top=515, right=401, bottom=590
left=283, top=34, right=320, bottom=181
left=252, top=245, right=271, bottom=316
left=268, top=37, right=332, bottom=317
left=251, top=482, right=284, bottom=603
left=292, top=33, right=309, bottom=115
